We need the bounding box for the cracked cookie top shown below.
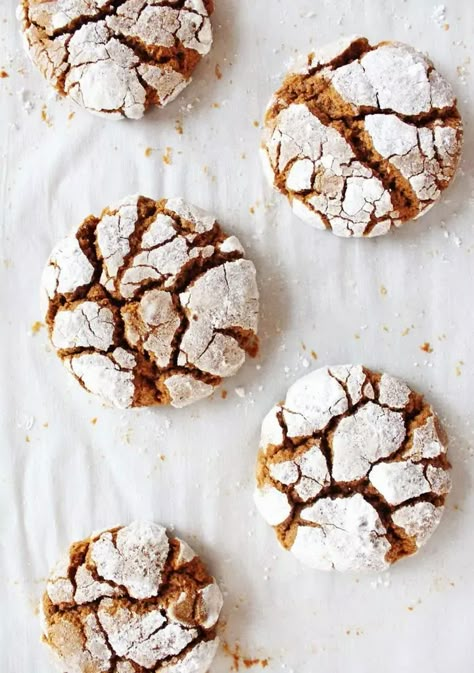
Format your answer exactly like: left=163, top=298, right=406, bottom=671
left=254, top=365, right=451, bottom=572
left=41, top=521, right=223, bottom=673
left=18, top=0, right=214, bottom=119
left=41, top=195, right=259, bottom=409
left=261, top=36, right=463, bottom=237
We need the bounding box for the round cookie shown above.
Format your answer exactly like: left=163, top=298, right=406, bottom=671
left=18, top=0, right=214, bottom=119
left=261, top=36, right=463, bottom=237
left=254, top=365, right=451, bottom=572
left=41, top=195, right=259, bottom=409
left=41, top=521, right=223, bottom=673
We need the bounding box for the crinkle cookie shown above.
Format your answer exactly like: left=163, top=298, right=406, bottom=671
left=41, top=521, right=223, bottom=673
left=261, top=36, right=463, bottom=237
left=42, top=195, right=259, bottom=409
left=18, top=0, right=214, bottom=119
left=254, top=365, right=451, bottom=572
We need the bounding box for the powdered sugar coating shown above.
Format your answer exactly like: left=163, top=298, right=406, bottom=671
left=42, top=195, right=259, bottom=409
left=19, top=0, right=214, bottom=119
left=255, top=365, right=451, bottom=571
left=261, top=37, right=463, bottom=237
left=41, top=522, right=223, bottom=673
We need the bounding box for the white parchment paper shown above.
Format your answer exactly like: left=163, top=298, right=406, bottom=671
left=1, top=1, right=473, bottom=671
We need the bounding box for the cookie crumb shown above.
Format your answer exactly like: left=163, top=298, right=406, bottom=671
left=90, top=417, right=97, bottom=425
left=41, top=105, right=52, bottom=127
left=455, top=361, right=464, bottom=376
left=223, top=642, right=269, bottom=671
left=30, top=321, right=44, bottom=335
left=221, top=389, right=228, bottom=399
left=162, top=147, right=173, bottom=165
left=253, top=120, right=260, bottom=128
left=144, top=147, right=153, bottom=157
left=311, top=350, right=318, bottom=360
left=0, top=70, right=9, bottom=78
left=175, top=119, right=183, bottom=135
left=420, top=342, right=433, bottom=353
left=215, top=64, right=222, bottom=80
left=67, top=111, right=75, bottom=121
left=380, top=285, right=388, bottom=296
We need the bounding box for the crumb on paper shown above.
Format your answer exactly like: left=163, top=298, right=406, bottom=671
left=401, top=327, right=411, bottom=336
left=249, top=206, right=255, bottom=215
left=215, top=64, right=222, bottom=80
left=25, top=435, right=30, bottom=443
left=380, top=285, right=387, bottom=296
left=30, top=321, right=44, bottom=335
left=43, top=422, right=49, bottom=428
left=144, top=147, right=153, bottom=157
left=68, top=111, right=75, bottom=121
left=354, top=333, right=360, bottom=340
left=162, top=147, right=173, bottom=164
left=420, top=342, right=433, bottom=353
left=223, top=642, right=269, bottom=671
left=91, top=417, right=97, bottom=425
left=212, top=102, right=220, bottom=109
left=0, top=70, right=9, bottom=78
left=455, top=361, right=464, bottom=376
left=221, top=389, right=228, bottom=399
left=253, top=120, right=259, bottom=128
left=175, top=119, right=183, bottom=134
left=311, top=350, right=318, bottom=360
left=41, top=105, right=52, bottom=127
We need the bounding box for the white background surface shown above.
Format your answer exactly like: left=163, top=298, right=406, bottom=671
left=1, top=1, right=473, bottom=671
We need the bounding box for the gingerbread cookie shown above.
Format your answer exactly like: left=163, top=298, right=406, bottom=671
left=254, top=365, right=451, bottom=571
left=42, top=196, right=259, bottom=408
left=18, top=0, right=214, bottom=119
left=41, top=521, right=223, bottom=673
left=261, top=37, right=463, bottom=237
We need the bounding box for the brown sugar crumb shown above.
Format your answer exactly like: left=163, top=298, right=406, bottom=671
left=215, top=63, right=223, bottom=80
left=67, top=111, right=75, bottom=121
left=43, top=422, right=49, bottom=429
left=223, top=642, right=269, bottom=671
left=455, top=361, right=464, bottom=376
left=90, top=417, right=97, bottom=425
left=420, top=342, right=433, bottom=353
left=25, top=435, right=30, bottom=443
left=212, top=102, right=220, bottom=109
left=31, top=321, right=44, bottom=335
left=311, top=350, right=318, bottom=360
left=380, top=285, right=388, bottom=296
left=253, top=120, right=259, bottom=128
left=144, top=147, right=153, bottom=157
left=162, top=147, right=173, bottom=164
left=0, top=70, right=9, bottom=78
left=249, top=206, right=255, bottom=215
left=175, top=119, right=183, bottom=135
left=41, top=105, right=52, bottom=127
left=401, top=327, right=411, bottom=336
left=221, top=389, right=228, bottom=399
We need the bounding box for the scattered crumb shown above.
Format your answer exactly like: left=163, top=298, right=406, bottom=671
left=420, top=342, right=433, bottom=353
left=380, top=285, right=387, bottom=296
left=41, top=105, right=52, bottom=127
left=43, top=422, right=49, bottom=429
left=354, top=333, right=360, bottom=340
left=455, top=360, right=464, bottom=376
left=253, top=120, right=259, bottom=128
left=30, top=321, right=44, bottom=335
left=91, top=417, right=97, bottom=425
left=215, top=63, right=222, bottom=79
left=212, top=102, right=220, bottom=109
left=311, top=350, right=318, bottom=360
left=401, top=327, right=410, bottom=336
left=175, top=119, right=183, bottom=135
left=144, top=147, right=153, bottom=157
left=0, top=70, right=9, bottom=78
left=249, top=206, right=255, bottom=215
left=159, top=454, right=166, bottom=462
left=223, top=642, right=269, bottom=671
left=221, top=389, right=228, bottom=400
left=25, top=435, right=30, bottom=443
left=162, top=147, right=173, bottom=165
left=68, top=111, right=75, bottom=121
left=407, top=606, right=415, bottom=612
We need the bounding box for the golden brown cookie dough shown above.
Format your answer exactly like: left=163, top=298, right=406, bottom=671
left=261, top=36, right=463, bottom=237
left=255, top=365, right=451, bottom=571
left=41, top=522, right=223, bottom=673
left=41, top=196, right=259, bottom=409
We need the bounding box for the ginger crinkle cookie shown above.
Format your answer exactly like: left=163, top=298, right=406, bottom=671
left=41, top=521, right=223, bottom=673
left=261, top=36, right=463, bottom=237
left=255, top=365, right=451, bottom=572
left=18, top=0, right=213, bottom=119
left=42, top=196, right=259, bottom=409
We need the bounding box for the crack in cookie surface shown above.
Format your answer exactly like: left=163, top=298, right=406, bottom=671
left=41, top=522, right=223, bottom=673
left=18, top=0, right=214, bottom=119
left=261, top=36, right=463, bottom=237
left=42, top=195, right=259, bottom=409
left=254, top=365, right=451, bottom=572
